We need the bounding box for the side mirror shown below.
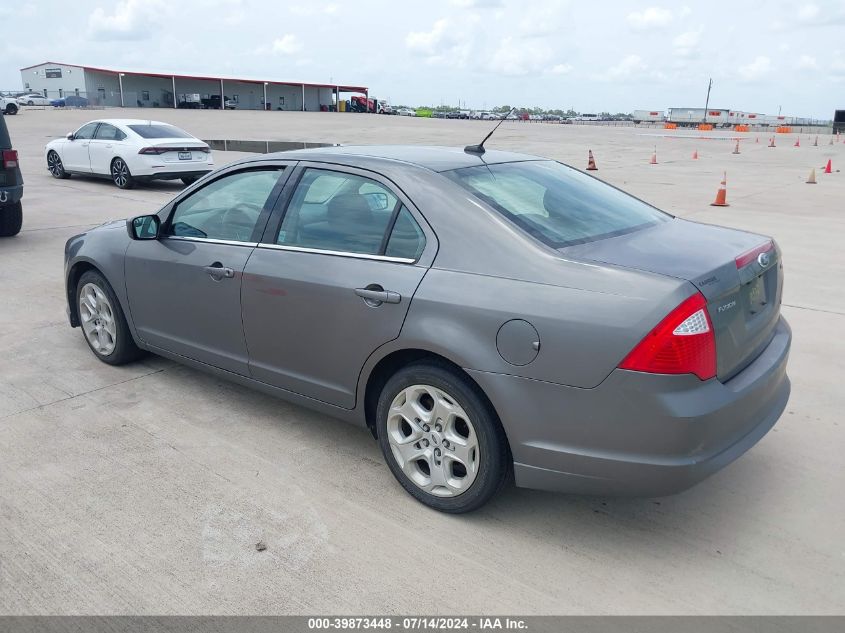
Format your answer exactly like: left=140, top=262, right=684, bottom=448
left=127, top=214, right=160, bottom=240
left=66, top=133, right=74, bottom=140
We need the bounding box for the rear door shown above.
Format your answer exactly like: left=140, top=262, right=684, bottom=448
left=62, top=122, right=98, bottom=173
left=125, top=164, right=290, bottom=374
left=241, top=164, right=434, bottom=408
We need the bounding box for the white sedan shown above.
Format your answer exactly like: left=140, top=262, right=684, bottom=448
left=17, top=93, right=51, bottom=106
left=45, top=119, right=214, bottom=189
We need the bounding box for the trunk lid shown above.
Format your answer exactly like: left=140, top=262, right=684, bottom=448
left=562, top=218, right=783, bottom=382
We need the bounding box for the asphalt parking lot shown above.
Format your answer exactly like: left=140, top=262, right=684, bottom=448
left=1, top=108, right=843, bottom=615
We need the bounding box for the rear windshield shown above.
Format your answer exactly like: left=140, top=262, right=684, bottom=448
left=0, top=114, right=11, bottom=149
left=444, top=161, right=669, bottom=247
left=128, top=124, right=193, bottom=139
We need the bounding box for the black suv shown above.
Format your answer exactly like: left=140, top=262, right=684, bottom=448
left=0, top=112, right=23, bottom=236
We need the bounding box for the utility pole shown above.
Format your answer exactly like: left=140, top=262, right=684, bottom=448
left=703, top=77, right=713, bottom=124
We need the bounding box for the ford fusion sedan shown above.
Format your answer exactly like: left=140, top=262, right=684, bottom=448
left=63, top=146, right=791, bottom=513
left=46, top=119, right=213, bottom=189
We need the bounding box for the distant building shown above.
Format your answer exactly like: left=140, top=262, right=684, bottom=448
left=19, top=61, right=368, bottom=111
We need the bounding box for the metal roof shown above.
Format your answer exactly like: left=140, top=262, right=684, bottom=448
left=19, top=61, right=367, bottom=93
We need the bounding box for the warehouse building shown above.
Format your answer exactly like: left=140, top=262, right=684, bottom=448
left=19, top=62, right=367, bottom=111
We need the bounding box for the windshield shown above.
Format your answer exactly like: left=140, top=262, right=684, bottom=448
left=444, top=160, right=669, bottom=247
left=128, top=124, right=193, bottom=139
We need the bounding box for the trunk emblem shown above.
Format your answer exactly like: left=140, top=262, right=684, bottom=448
left=758, top=252, right=771, bottom=267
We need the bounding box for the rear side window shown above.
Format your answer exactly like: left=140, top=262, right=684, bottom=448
left=277, top=169, right=401, bottom=256
left=444, top=161, right=669, bottom=247
left=385, top=206, right=425, bottom=260
left=128, top=124, right=192, bottom=139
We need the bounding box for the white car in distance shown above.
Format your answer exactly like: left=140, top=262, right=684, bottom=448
left=45, top=119, right=214, bottom=189
left=17, top=93, right=51, bottom=106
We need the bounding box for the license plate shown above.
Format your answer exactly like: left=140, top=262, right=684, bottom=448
left=178, top=152, right=192, bottom=160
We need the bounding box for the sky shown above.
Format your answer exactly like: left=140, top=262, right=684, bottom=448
left=1, top=0, right=844, bottom=119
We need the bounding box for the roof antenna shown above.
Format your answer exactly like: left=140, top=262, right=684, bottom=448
left=464, top=107, right=515, bottom=155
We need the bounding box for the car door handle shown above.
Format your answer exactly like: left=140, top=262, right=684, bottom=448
left=355, top=287, right=401, bottom=305
left=204, top=263, right=234, bottom=279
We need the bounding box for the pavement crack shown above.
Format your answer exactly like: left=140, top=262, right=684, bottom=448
left=782, top=303, right=845, bottom=316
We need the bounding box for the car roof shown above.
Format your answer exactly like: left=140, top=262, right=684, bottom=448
left=258, top=145, right=546, bottom=172
left=91, top=119, right=176, bottom=127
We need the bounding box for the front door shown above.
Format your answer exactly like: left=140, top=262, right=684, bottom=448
left=125, top=166, right=289, bottom=374
left=63, top=122, right=98, bottom=173
left=242, top=166, right=431, bottom=408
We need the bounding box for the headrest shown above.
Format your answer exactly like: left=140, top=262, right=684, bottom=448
left=328, top=193, right=372, bottom=224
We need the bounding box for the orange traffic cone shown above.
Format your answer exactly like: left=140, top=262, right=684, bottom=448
left=806, top=168, right=817, bottom=184
left=732, top=140, right=741, bottom=154
left=692, top=149, right=699, bottom=160
left=794, top=137, right=800, bottom=147
left=711, top=172, right=729, bottom=207
left=824, top=159, right=832, bottom=174
left=814, top=135, right=819, bottom=147
left=586, top=149, right=598, bottom=170
left=768, top=137, right=776, bottom=148
left=650, top=147, right=657, bottom=164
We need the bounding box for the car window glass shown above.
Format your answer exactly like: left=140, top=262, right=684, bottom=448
left=128, top=124, right=192, bottom=139
left=277, top=169, right=399, bottom=255
left=74, top=123, right=99, bottom=140
left=167, top=169, right=282, bottom=242
left=385, top=206, right=425, bottom=260
left=445, top=161, right=669, bottom=247
left=93, top=124, right=124, bottom=141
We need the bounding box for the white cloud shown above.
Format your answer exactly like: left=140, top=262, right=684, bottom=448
left=627, top=7, right=673, bottom=30
left=679, top=6, right=692, bottom=17
left=450, top=0, right=504, bottom=7
left=797, top=3, right=820, bottom=22
left=87, top=0, right=166, bottom=40
left=270, top=34, right=303, bottom=55
left=738, top=55, right=772, bottom=80
left=406, top=18, right=455, bottom=56
left=488, top=36, right=553, bottom=76
left=519, top=4, right=566, bottom=38
left=290, top=3, right=339, bottom=16
left=405, top=18, right=472, bottom=67
left=795, top=55, right=818, bottom=70
left=673, top=28, right=702, bottom=57
left=548, top=63, right=573, bottom=75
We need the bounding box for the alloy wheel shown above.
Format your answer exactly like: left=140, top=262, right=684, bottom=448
left=47, top=152, right=64, bottom=177
left=111, top=159, right=129, bottom=187
left=79, top=283, right=117, bottom=355
left=386, top=384, right=480, bottom=497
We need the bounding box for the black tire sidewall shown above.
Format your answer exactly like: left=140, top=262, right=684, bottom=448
left=376, top=362, right=509, bottom=513
left=0, top=201, right=23, bottom=237
left=48, top=151, right=68, bottom=179
left=76, top=270, right=142, bottom=365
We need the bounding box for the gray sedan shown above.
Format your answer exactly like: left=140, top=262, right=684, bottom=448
left=64, top=146, right=791, bottom=513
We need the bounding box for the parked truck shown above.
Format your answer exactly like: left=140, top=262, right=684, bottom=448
left=632, top=110, right=665, bottom=124
left=667, top=107, right=731, bottom=127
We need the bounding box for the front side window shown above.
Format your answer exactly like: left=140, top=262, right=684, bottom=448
left=277, top=169, right=402, bottom=256
left=167, top=169, right=282, bottom=242
left=73, top=122, right=99, bottom=140
left=444, top=161, right=669, bottom=248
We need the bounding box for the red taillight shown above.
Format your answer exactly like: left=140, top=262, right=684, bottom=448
left=2, top=149, right=18, bottom=169
left=619, top=292, right=716, bottom=380
left=138, top=147, right=167, bottom=155
left=735, top=240, right=773, bottom=269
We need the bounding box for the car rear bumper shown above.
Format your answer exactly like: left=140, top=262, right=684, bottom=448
left=467, top=315, right=791, bottom=496
left=140, top=169, right=212, bottom=181
left=0, top=185, right=24, bottom=205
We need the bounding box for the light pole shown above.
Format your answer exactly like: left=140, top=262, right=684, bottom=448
left=118, top=73, right=125, bottom=108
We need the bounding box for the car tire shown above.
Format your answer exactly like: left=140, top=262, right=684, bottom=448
left=376, top=362, right=510, bottom=513
left=26, top=100, right=34, bottom=106
left=76, top=270, right=144, bottom=365
left=4, top=104, right=17, bottom=115
left=110, top=158, right=135, bottom=189
left=47, top=150, right=71, bottom=179
left=181, top=176, right=198, bottom=186
left=0, top=201, right=23, bottom=237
